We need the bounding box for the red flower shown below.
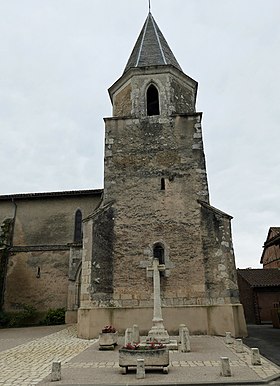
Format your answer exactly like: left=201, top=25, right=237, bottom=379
left=101, top=325, right=116, bottom=333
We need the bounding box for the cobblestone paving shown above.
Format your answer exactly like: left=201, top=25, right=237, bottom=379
left=64, top=359, right=248, bottom=369
left=0, top=326, right=97, bottom=386
left=64, top=357, right=279, bottom=378
left=217, top=337, right=280, bottom=379
left=59, top=338, right=280, bottom=381
left=0, top=327, right=279, bottom=385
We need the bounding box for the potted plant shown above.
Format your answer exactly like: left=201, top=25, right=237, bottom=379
left=99, top=325, right=118, bottom=350
left=119, top=340, right=169, bottom=374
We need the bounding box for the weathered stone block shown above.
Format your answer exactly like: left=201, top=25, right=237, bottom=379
left=99, top=332, right=118, bottom=350
left=220, top=357, right=231, bottom=377
left=51, top=361, right=61, bottom=382
left=251, top=348, right=261, bottom=365
left=119, top=347, right=169, bottom=370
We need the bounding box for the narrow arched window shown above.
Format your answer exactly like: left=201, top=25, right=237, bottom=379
left=147, top=84, right=159, bottom=116
left=74, top=209, right=82, bottom=243
left=153, top=243, right=165, bottom=265
left=161, top=178, right=165, bottom=191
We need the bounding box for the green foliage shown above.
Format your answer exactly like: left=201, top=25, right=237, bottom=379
left=0, top=310, right=10, bottom=327
left=0, top=304, right=39, bottom=328
left=42, top=308, right=65, bottom=325
left=0, top=219, right=13, bottom=246
left=0, top=219, right=13, bottom=311
left=0, top=306, right=66, bottom=328
left=0, top=249, right=8, bottom=286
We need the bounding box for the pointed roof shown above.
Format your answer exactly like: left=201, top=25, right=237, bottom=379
left=123, top=12, right=182, bottom=74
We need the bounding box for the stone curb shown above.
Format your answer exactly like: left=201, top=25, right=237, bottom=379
left=48, top=378, right=280, bottom=386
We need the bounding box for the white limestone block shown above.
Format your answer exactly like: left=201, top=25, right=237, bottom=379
left=124, top=328, right=133, bottom=346
left=235, top=339, right=244, bottom=353
left=225, top=331, right=233, bottom=344
left=136, top=358, right=145, bottom=379
left=51, top=361, right=61, bottom=382
left=220, top=357, right=231, bottom=377
left=251, top=348, right=262, bottom=365
left=133, top=324, right=140, bottom=343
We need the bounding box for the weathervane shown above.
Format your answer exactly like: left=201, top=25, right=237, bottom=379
left=149, top=0, right=151, bottom=13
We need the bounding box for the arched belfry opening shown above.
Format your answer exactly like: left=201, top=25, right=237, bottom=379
left=147, top=84, right=160, bottom=116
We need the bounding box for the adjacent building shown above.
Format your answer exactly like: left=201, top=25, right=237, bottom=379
left=0, top=190, right=101, bottom=316
left=237, top=269, right=280, bottom=324
left=261, top=227, right=280, bottom=268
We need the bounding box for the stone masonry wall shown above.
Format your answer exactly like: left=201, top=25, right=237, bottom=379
left=100, top=113, right=211, bottom=307
left=87, top=65, right=241, bottom=311
left=200, top=203, right=239, bottom=304
left=4, top=250, right=69, bottom=312
left=10, top=196, right=100, bottom=246
left=111, top=67, right=197, bottom=119
left=114, top=83, right=132, bottom=117
left=90, top=205, right=115, bottom=304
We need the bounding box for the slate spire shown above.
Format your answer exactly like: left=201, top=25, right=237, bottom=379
left=123, top=12, right=182, bottom=73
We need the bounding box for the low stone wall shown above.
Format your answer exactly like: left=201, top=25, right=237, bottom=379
left=77, top=304, right=247, bottom=339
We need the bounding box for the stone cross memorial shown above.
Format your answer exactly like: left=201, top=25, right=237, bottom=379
left=147, top=258, right=170, bottom=343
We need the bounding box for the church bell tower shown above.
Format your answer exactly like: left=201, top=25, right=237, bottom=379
left=78, top=12, right=247, bottom=339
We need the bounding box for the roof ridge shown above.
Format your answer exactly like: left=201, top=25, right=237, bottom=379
left=136, top=15, right=149, bottom=67
left=0, top=189, right=103, bottom=200
left=150, top=14, right=167, bottom=65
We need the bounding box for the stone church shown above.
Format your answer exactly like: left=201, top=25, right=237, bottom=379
left=0, top=12, right=246, bottom=337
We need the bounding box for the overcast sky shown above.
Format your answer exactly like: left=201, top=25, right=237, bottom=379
left=0, top=0, right=279, bottom=269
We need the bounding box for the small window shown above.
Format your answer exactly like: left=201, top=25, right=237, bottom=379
left=147, top=84, right=159, bottom=116
left=153, top=244, right=165, bottom=265
left=161, top=178, right=165, bottom=191
left=74, top=209, right=82, bottom=243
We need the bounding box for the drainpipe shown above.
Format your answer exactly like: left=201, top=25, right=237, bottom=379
left=10, top=198, right=17, bottom=247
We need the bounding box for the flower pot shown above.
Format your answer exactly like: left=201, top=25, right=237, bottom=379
left=119, top=347, right=169, bottom=374
left=99, top=332, right=118, bottom=350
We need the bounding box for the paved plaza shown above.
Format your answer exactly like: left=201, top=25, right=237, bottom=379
left=0, top=325, right=279, bottom=385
